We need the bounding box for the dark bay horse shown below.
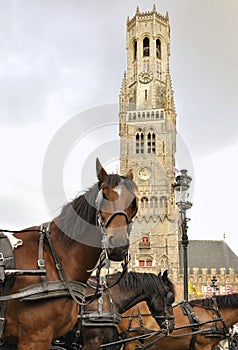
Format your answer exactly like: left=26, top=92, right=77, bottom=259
left=118, top=294, right=238, bottom=350
left=54, top=270, right=175, bottom=350
left=0, top=158, right=138, bottom=349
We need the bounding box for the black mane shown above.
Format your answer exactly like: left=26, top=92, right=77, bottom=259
left=107, top=271, right=175, bottom=296
left=54, top=174, right=136, bottom=244
left=190, top=293, right=238, bottom=309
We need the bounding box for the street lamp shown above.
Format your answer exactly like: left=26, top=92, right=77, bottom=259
left=211, top=276, right=219, bottom=296
left=173, top=169, right=192, bottom=301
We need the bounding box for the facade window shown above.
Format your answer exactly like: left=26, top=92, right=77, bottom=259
left=134, top=40, right=137, bottom=60
left=150, top=196, right=158, bottom=209
left=160, top=196, right=167, bottom=208
left=141, top=197, right=149, bottom=209
left=147, top=132, right=156, bottom=153
left=141, top=237, right=150, bottom=247
left=143, top=37, right=150, bottom=57
left=135, top=131, right=144, bottom=154
left=156, top=39, right=161, bottom=59
left=139, top=259, right=152, bottom=267
left=145, top=90, right=147, bottom=101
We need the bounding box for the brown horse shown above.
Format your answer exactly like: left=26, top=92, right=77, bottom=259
left=0, top=158, right=138, bottom=349
left=53, top=270, right=175, bottom=350
left=118, top=294, right=238, bottom=350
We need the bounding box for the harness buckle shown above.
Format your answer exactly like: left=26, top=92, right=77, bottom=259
left=37, top=259, right=45, bottom=268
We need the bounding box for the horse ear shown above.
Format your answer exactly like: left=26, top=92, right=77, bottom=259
left=96, top=158, right=108, bottom=182
left=162, top=269, right=168, bottom=282
left=125, top=169, right=133, bottom=180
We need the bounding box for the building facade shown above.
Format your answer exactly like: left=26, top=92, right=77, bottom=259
left=119, top=5, right=179, bottom=275
left=115, top=5, right=238, bottom=300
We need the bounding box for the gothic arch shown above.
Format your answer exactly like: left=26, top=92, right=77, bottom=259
left=160, top=196, right=167, bottom=208
left=143, top=36, right=150, bottom=57
left=156, top=38, right=161, bottom=59
left=135, top=129, right=144, bottom=154
left=158, top=254, right=169, bottom=270
left=147, top=130, right=156, bottom=154
left=150, top=196, right=158, bottom=209
left=141, top=196, right=149, bottom=209
left=133, top=40, right=137, bottom=60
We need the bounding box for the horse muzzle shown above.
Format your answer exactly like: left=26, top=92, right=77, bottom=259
left=106, top=236, right=129, bottom=262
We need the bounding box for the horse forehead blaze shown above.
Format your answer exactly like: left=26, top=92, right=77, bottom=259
left=102, top=181, right=136, bottom=207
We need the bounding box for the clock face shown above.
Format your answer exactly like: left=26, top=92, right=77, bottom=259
left=138, top=167, right=152, bottom=181
left=138, top=70, right=153, bottom=84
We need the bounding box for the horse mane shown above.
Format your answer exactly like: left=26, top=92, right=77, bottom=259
left=107, top=271, right=175, bottom=296
left=190, top=293, right=238, bottom=309
left=54, top=174, right=136, bottom=244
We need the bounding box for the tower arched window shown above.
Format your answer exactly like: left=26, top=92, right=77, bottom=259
left=160, top=196, right=167, bottom=208
left=135, top=130, right=144, bottom=154
left=141, top=197, right=148, bottom=209
left=147, top=131, right=156, bottom=154
left=143, top=37, right=150, bottom=57
left=134, top=40, right=137, bottom=60
left=156, top=39, right=161, bottom=59
left=150, top=196, right=158, bottom=209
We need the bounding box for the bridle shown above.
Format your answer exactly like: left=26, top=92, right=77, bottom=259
left=95, top=184, right=135, bottom=249
left=150, top=291, right=175, bottom=334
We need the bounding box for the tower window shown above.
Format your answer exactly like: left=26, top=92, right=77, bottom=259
left=150, top=196, right=158, bottom=209
left=145, top=90, right=148, bottom=101
left=156, top=39, right=161, bottom=59
left=143, top=37, right=150, bottom=57
left=147, top=132, right=156, bottom=153
left=134, top=40, right=137, bottom=60
left=160, top=196, right=167, bottom=208
left=135, top=131, right=144, bottom=154
left=141, top=197, right=148, bottom=209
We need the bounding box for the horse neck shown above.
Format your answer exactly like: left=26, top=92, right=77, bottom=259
left=219, top=306, right=238, bottom=328
left=50, top=222, right=101, bottom=283
left=108, top=278, right=148, bottom=314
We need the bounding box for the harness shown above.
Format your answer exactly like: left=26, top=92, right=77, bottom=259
left=180, top=301, right=200, bottom=350
left=178, top=299, right=230, bottom=350
left=54, top=275, right=122, bottom=349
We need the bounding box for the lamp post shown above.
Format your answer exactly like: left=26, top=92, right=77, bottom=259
left=173, top=169, right=192, bottom=301
left=211, top=276, right=219, bottom=296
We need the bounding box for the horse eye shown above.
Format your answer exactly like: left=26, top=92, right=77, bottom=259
left=166, top=292, right=175, bottom=304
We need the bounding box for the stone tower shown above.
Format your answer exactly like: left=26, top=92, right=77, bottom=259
left=119, top=5, right=179, bottom=275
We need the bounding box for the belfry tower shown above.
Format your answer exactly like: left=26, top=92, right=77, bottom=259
left=119, top=5, right=179, bottom=274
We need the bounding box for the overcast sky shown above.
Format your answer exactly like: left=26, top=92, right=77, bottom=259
left=1, top=1, right=238, bottom=254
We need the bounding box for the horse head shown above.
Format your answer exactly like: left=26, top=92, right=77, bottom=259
left=147, top=270, right=175, bottom=334
left=96, top=158, right=138, bottom=262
